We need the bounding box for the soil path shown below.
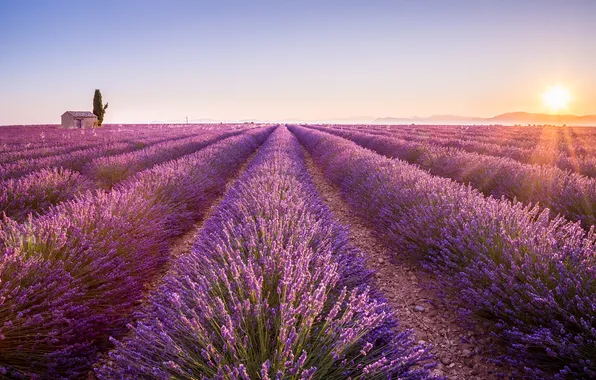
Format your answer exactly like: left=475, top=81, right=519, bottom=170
left=302, top=149, right=512, bottom=379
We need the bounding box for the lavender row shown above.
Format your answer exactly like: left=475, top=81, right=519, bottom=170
left=290, top=125, right=596, bottom=378
left=0, top=130, right=238, bottom=222
left=0, top=140, right=106, bottom=165
left=0, top=126, right=212, bottom=165
left=332, top=125, right=596, bottom=177
left=419, top=134, right=596, bottom=177
left=314, top=126, right=596, bottom=229
left=0, top=123, right=239, bottom=149
left=0, top=131, right=141, bottom=164
left=83, top=129, right=242, bottom=188
left=0, top=141, right=138, bottom=180
left=349, top=124, right=596, bottom=155
left=97, top=126, right=433, bottom=379
left=428, top=126, right=596, bottom=157
left=0, top=127, right=273, bottom=378
left=0, top=127, right=226, bottom=181
left=365, top=125, right=596, bottom=149
left=0, top=167, right=93, bottom=222
left=0, top=126, right=141, bottom=154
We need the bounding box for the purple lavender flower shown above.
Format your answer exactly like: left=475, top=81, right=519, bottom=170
left=0, top=126, right=273, bottom=377
left=289, top=125, right=596, bottom=378
left=97, top=126, right=433, bottom=379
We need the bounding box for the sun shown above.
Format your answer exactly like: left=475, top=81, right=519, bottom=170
left=542, top=85, right=571, bottom=113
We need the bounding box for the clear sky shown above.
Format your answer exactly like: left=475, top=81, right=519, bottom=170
left=1, top=0, right=595, bottom=124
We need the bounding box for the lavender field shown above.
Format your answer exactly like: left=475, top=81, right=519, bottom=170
left=1, top=123, right=595, bottom=379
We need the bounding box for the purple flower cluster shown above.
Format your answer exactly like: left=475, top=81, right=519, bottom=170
left=0, top=167, right=92, bottom=222
left=97, top=126, right=434, bottom=379
left=0, top=127, right=273, bottom=378
left=0, top=123, right=232, bottom=150
left=0, top=141, right=135, bottom=180
left=0, top=125, right=234, bottom=180
left=290, top=125, right=596, bottom=379
left=0, top=128, right=174, bottom=164
left=339, top=125, right=596, bottom=177
left=83, top=129, right=241, bottom=188
left=313, top=126, right=596, bottom=229
left=0, top=127, right=247, bottom=222
left=0, top=140, right=110, bottom=165
left=332, top=124, right=596, bottom=158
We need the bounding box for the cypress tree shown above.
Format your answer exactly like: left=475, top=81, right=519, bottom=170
left=92, top=89, right=109, bottom=126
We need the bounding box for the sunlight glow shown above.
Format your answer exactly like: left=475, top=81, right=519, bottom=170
left=542, top=85, right=571, bottom=113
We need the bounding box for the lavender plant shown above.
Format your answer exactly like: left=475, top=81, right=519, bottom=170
left=290, top=125, right=596, bottom=379
left=83, top=130, right=240, bottom=188
left=0, top=127, right=273, bottom=378
left=0, top=129, right=247, bottom=222
left=0, top=167, right=92, bottom=222
left=326, top=124, right=596, bottom=157
left=312, top=126, right=596, bottom=229
left=97, top=126, right=434, bottom=379
left=353, top=125, right=596, bottom=177
left=0, top=125, right=238, bottom=180
left=0, top=142, right=135, bottom=180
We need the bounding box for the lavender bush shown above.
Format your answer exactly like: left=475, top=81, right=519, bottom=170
left=336, top=125, right=596, bottom=177
left=0, top=129, right=244, bottom=222
left=97, top=126, right=434, bottom=379
left=0, top=125, right=237, bottom=180
left=83, top=129, right=240, bottom=188
left=0, top=123, right=231, bottom=151
left=0, top=249, right=93, bottom=377
left=290, top=125, right=596, bottom=379
left=0, top=130, right=164, bottom=165
left=331, top=124, right=596, bottom=157
left=0, top=167, right=92, bottom=222
left=0, top=141, right=136, bottom=180
left=0, top=127, right=273, bottom=378
left=313, top=126, right=596, bottom=229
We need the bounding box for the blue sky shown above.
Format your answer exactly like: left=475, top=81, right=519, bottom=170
left=1, top=0, right=595, bottom=124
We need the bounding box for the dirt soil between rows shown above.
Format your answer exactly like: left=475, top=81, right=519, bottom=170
left=302, top=148, right=513, bottom=380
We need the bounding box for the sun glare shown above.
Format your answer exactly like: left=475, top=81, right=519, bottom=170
left=542, top=85, right=571, bottom=113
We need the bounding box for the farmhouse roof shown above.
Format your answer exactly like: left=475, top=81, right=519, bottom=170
left=62, top=111, right=97, bottom=118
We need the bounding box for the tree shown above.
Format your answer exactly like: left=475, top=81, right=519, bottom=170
left=93, top=89, right=109, bottom=126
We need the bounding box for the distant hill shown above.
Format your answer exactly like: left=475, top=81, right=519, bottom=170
left=488, top=112, right=596, bottom=125
left=374, top=112, right=596, bottom=126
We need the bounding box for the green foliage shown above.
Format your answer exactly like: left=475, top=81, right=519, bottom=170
left=92, top=89, right=109, bottom=126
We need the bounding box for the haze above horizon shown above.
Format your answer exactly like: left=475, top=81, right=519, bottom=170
left=1, top=0, right=595, bottom=125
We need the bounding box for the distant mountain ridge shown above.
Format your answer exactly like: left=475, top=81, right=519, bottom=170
left=375, top=112, right=596, bottom=126
left=489, top=112, right=596, bottom=124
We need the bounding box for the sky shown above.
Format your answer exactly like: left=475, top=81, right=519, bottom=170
left=1, top=0, right=595, bottom=124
